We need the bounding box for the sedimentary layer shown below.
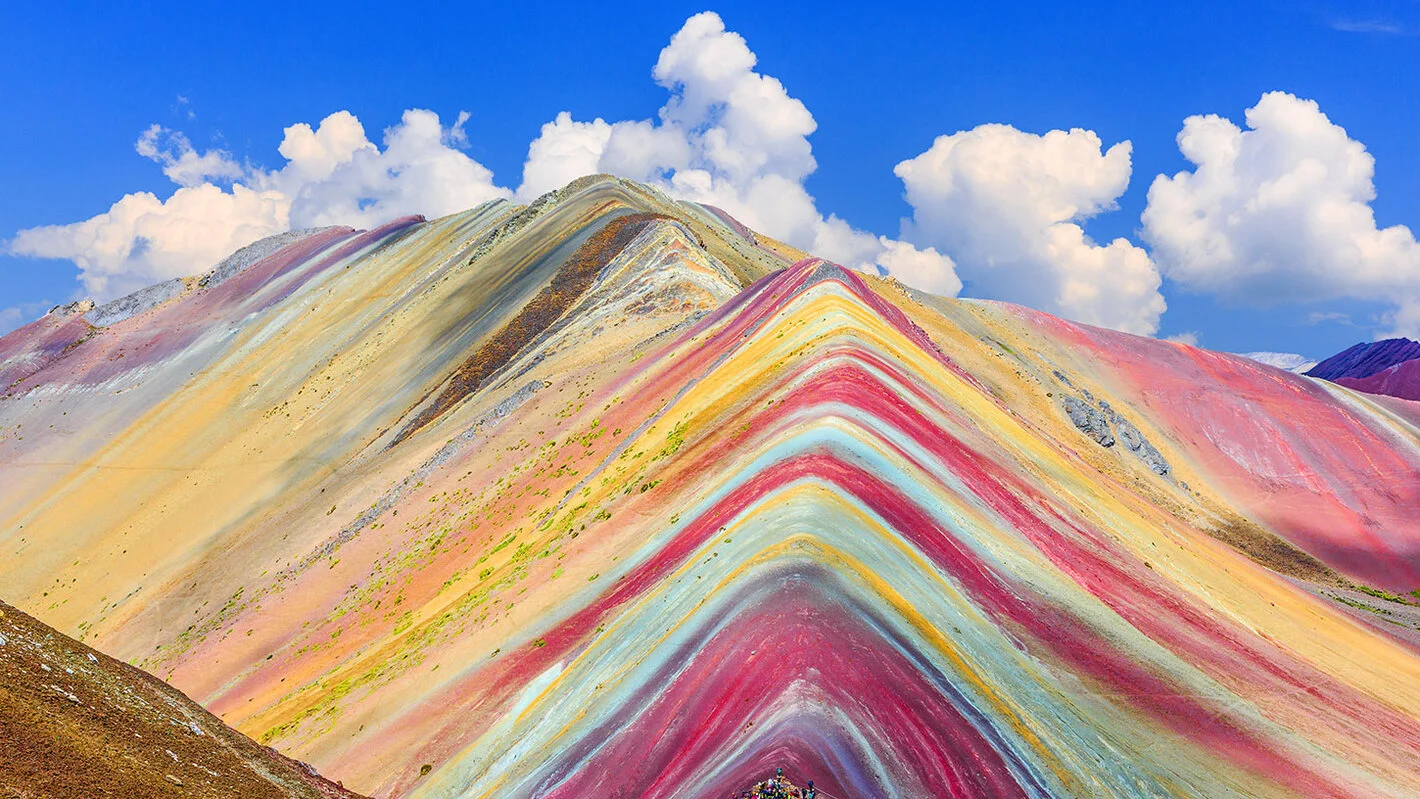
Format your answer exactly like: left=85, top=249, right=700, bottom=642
left=2, top=176, right=1419, bottom=798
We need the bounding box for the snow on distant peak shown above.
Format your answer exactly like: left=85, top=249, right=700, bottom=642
left=1236, top=351, right=1318, bottom=374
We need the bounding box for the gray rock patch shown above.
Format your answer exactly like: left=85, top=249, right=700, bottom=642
left=201, top=227, right=340, bottom=289
left=1062, top=395, right=1115, bottom=447
left=84, top=279, right=186, bottom=327
left=1055, top=370, right=1172, bottom=476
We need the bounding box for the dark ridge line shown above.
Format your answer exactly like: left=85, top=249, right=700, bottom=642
left=387, top=211, right=674, bottom=448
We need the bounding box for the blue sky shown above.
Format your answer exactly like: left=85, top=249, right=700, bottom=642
left=4, top=0, right=1419, bottom=357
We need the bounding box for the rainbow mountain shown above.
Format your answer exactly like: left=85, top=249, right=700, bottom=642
left=2, top=176, right=1419, bottom=798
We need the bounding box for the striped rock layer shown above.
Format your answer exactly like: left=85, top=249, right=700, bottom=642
left=2, top=176, right=1419, bottom=798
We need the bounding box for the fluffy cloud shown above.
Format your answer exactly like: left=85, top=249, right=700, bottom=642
left=518, top=11, right=959, bottom=290
left=135, top=125, right=244, bottom=188
left=9, top=109, right=507, bottom=301
left=271, top=109, right=509, bottom=230
left=9, top=12, right=967, bottom=311
left=875, top=238, right=961, bottom=298
left=24, top=10, right=1267, bottom=338
left=1142, top=91, right=1420, bottom=336
left=518, top=113, right=614, bottom=199
left=10, top=184, right=289, bottom=300
left=894, top=124, right=1165, bottom=335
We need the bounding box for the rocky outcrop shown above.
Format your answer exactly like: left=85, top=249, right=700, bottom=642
left=1059, top=382, right=1172, bottom=476
left=1062, top=394, right=1115, bottom=447
left=200, top=227, right=343, bottom=290
left=45, top=299, right=95, bottom=319
left=1100, top=400, right=1171, bottom=476
left=84, top=278, right=187, bottom=327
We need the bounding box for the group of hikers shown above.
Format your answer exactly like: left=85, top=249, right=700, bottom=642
left=732, top=768, right=820, bottom=799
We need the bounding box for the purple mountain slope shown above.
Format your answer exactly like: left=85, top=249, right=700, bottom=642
left=1306, top=337, right=1420, bottom=380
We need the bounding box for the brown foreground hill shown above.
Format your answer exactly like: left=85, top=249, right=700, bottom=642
left=0, top=600, right=367, bottom=799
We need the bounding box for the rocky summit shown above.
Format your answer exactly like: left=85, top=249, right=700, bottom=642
left=2, top=176, right=1419, bottom=798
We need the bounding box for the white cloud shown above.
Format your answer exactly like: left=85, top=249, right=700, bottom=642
left=876, top=238, right=961, bottom=297
left=1330, top=19, right=1410, bottom=35
left=266, top=108, right=510, bottom=230
left=16, top=19, right=1420, bottom=349
left=517, top=11, right=958, bottom=291
left=894, top=124, right=1165, bottom=335
left=10, top=13, right=966, bottom=309
left=272, top=110, right=373, bottom=184
left=1165, top=331, right=1199, bottom=346
left=1142, top=91, right=1420, bottom=337
left=518, top=112, right=614, bottom=199
left=8, top=110, right=508, bottom=301
left=10, top=184, right=289, bottom=300
left=1307, top=311, right=1353, bottom=326
left=136, top=125, right=244, bottom=187
left=28, top=10, right=1271, bottom=331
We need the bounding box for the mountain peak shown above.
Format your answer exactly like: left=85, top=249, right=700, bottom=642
left=1307, top=336, right=1420, bottom=380
left=3, top=175, right=1420, bottom=797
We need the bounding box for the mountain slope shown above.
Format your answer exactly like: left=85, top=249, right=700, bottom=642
left=2, top=176, right=1419, bottom=797
left=1303, top=337, right=1420, bottom=403
left=1307, top=337, right=1420, bottom=381
left=0, top=599, right=365, bottom=799
left=1333, top=357, right=1420, bottom=402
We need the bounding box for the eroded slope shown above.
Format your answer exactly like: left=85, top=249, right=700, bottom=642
left=0, top=600, right=364, bottom=799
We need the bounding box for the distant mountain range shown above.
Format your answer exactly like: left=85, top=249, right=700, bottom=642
left=1305, top=337, right=1420, bottom=402
left=1235, top=338, right=1420, bottom=403
left=1235, top=351, right=1319, bottom=374
left=1308, top=337, right=1420, bottom=381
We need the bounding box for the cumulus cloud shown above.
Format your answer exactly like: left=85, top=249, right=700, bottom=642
left=136, top=125, right=244, bottom=187
left=518, top=112, right=614, bottom=199
left=517, top=11, right=958, bottom=290
left=269, top=109, right=509, bottom=230
left=1142, top=91, right=1420, bottom=336
left=876, top=238, right=961, bottom=297
left=10, top=183, right=289, bottom=300
left=9, top=109, right=508, bottom=301
left=10, top=12, right=968, bottom=310
left=26, top=10, right=1277, bottom=337
left=894, top=124, right=1165, bottom=335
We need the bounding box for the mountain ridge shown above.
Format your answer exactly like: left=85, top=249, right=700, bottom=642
left=1307, top=336, right=1420, bottom=380
left=2, top=175, right=1419, bottom=797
